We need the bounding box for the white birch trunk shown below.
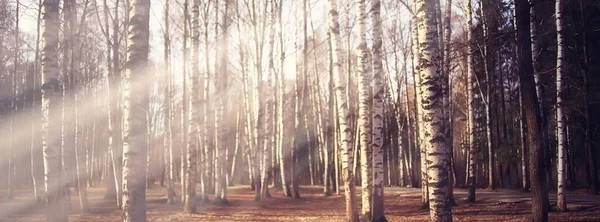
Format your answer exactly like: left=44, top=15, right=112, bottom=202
left=163, top=0, right=177, bottom=205
left=121, top=0, right=151, bottom=220
left=355, top=0, right=373, bottom=217
left=183, top=0, right=200, bottom=213
left=555, top=0, right=567, bottom=211
left=465, top=0, right=478, bottom=203
left=41, top=0, right=67, bottom=220
left=370, top=0, right=386, bottom=220
left=416, top=0, right=452, bottom=220
left=215, top=0, right=230, bottom=205
left=410, top=1, right=428, bottom=207
left=276, top=0, right=290, bottom=197
left=328, top=0, right=359, bottom=220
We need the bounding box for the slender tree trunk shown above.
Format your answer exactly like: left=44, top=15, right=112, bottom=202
left=215, top=0, right=230, bottom=205
left=112, top=0, right=124, bottom=207
left=260, top=0, right=277, bottom=203
left=443, top=0, right=455, bottom=205
left=465, top=0, right=478, bottom=203
left=324, top=30, right=334, bottom=196
left=370, top=0, right=386, bottom=220
left=163, top=0, right=176, bottom=205
left=100, top=0, right=123, bottom=207
left=275, top=0, right=290, bottom=197
left=409, top=0, right=429, bottom=208
left=65, top=0, right=90, bottom=211
left=31, top=0, right=43, bottom=202
left=328, top=0, right=359, bottom=220
left=201, top=1, right=212, bottom=203
left=402, top=42, right=416, bottom=188
left=180, top=0, right=190, bottom=204
left=519, top=89, right=530, bottom=191
left=355, top=0, right=373, bottom=217
left=7, top=0, right=20, bottom=201
left=231, top=109, right=241, bottom=186
left=478, top=0, right=496, bottom=191
left=555, top=0, right=567, bottom=211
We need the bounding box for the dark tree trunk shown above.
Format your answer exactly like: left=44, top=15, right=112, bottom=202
left=515, top=1, right=549, bottom=221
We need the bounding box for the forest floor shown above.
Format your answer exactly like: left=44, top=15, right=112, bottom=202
left=2, top=184, right=600, bottom=221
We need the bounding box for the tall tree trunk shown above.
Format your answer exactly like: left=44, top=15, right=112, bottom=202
left=41, top=0, right=68, bottom=220
left=66, top=0, right=90, bottom=211
left=519, top=88, right=530, bottom=191
left=201, top=0, right=212, bottom=203
left=327, top=0, right=359, bottom=220
left=215, top=0, right=230, bottom=205
left=403, top=50, right=415, bottom=188
left=276, top=0, right=290, bottom=197
left=261, top=0, right=277, bottom=203
left=100, top=0, right=123, bottom=207
left=31, top=0, right=43, bottom=202
left=370, top=0, right=386, bottom=220
left=121, top=0, right=151, bottom=220
left=8, top=0, right=20, bottom=201
left=555, top=0, right=567, bottom=211
left=180, top=0, right=190, bottom=203
left=530, top=0, right=552, bottom=189
left=355, top=0, right=373, bottom=217
left=578, top=0, right=597, bottom=195
left=163, top=0, right=176, bottom=205
left=478, top=0, right=495, bottom=191
left=515, top=1, right=549, bottom=220
left=443, top=0, right=455, bottom=205
left=183, top=0, right=200, bottom=213
left=324, top=30, right=334, bottom=196
left=410, top=0, right=428, bottom=208
left=416, top=0, right=452, bottom=220
left=465, top=0, right=477, bottom=203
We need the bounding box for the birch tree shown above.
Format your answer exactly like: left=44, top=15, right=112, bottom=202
left=67, top=0, right=90, bottom=212
left=416, top=0, right=452, bottom=220
left=328, top=0, right=359, bottom=220
left=7, top=0, right=19, bottom=201
left=183, top=0, right=201, bottom=213
left=370, top=0, right=386, bottom=220
left=41, top=0, right=67, bottom=220
left=442, top=0, right=455, bottom=205
left=275, top=0, right=291, bottom=197
left=121, top=0, right=151, bottom=220
left=31, top=0, right=43, bottom=202
left=163, top=0, right=176, bottom=205
left=555, top=0, right=567, bottom=212
left=215, top=0, right=230, bottom=205
left=355, top=0, right=373, bottom=217
left=465, top=0, right=478, bottom=203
